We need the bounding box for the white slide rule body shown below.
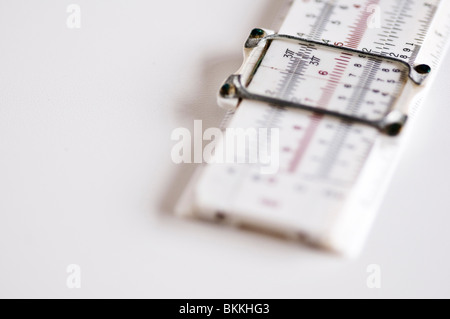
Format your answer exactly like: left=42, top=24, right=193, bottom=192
left=177, top=0, right=450, bottom=256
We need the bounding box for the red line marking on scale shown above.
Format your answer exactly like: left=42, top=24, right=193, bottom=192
left=261, top=198, right=279, bottom=208
left=288, top=0, right=380, bottom=173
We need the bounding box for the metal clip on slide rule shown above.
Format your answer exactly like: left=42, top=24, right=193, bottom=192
left=218, top=28, right=432, bottom=136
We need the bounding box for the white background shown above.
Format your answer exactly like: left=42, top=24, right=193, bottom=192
left=1, top=0, right=450, bottom=298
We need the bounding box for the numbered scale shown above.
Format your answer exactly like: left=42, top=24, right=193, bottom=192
left=177, top=0, right=450, bottom=256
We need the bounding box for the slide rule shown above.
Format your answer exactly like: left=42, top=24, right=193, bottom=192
left=177, top=0, right=450, bottom=256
